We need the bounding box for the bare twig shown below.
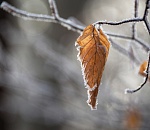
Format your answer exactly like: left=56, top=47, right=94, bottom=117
left=134, top=0, right=139, bottom=17
left=1, top=1, right=149, bottom=33
left=0, top=2, right=54, bottom=21
left=0, top=1, right=84, bottom=33
left=134, top=38, right=150, bottom=52
left=48, top=0, right=59, bottom=18
left=144, top=18, right=150, bottom=34
left=132, top=23, right=136, bottom=39
left=132, top=0, right=139, bottom=39
left=109, top=39, right=140, bottom=65
left=107, top=33, right=133, bottom=40
left=125, top=51, right=150, bottom=93
left=143, top=0, right=150, bottom=19
left=107, top=33, right=149, bottom=52
left=143, top=0, right=150, bottom=34
left=94, top=18, right=143, bottom=26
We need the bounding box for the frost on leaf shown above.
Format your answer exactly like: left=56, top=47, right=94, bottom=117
left=76, top=24, right=110, bottom=110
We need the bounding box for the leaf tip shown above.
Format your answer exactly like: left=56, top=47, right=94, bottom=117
left=87, top=89, right=98, bottom=110
left=87, top=99, right=98, bottom=110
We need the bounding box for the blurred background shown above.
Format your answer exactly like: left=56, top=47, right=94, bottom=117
left=0, top=0, right=150, bottom=130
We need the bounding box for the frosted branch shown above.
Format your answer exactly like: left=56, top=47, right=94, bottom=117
left=0, top=2, right=55, bottom=22
left=109, top=38, right=140, bottom=65
left=125, top=51, right=150, bottom=94
left=94, top=18, right=143, bottom=26
left=48, top=0, right=59, bottom=18
left=143, top=0, right=150, bottom=34
left=132, top=0, right=139, bottom=39
left=0, top=1, right=84, bottom=33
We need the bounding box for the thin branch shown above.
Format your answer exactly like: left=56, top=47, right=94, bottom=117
left=143, top=0, right=150, bottom=19
left=143, top=0, right=150, bottom=34
left=132, top=0, right=139, bottom=39
left=134, top=38, right=150, bottom=52
left=48, top=0, right=59, bottom=18
left=94, top=18, right=143, bottom=26
left=0, top=1, right=84, bottom=33
left=132, top=23, right=136, bottom=39
left=130, top=0, right=150, bottom=52
left=144, top=19, right=150, bottom=34
left=106, top=33, right=150, bottom=52
left=109, top=39, right=140, bottom=65
left=0, top=2, right=145, bottom=32
left=106, top=33, right=133, bottom=40
left=109, top=39, right=129, bottom=56
left=0, top=2, right=54, bottom=21
left=125, top=51, right=150, bottom=94
left=134, top=0, right=139, bottom=18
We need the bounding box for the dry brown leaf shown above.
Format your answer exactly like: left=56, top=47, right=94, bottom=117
left=139, top=61, right=150, bottom=80
left=139, top=61, right=148, bottom=77
left=76, top=24, right=110, bottom=110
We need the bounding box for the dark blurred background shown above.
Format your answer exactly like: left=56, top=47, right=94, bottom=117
left=0, top=0, right=150, bottom=130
